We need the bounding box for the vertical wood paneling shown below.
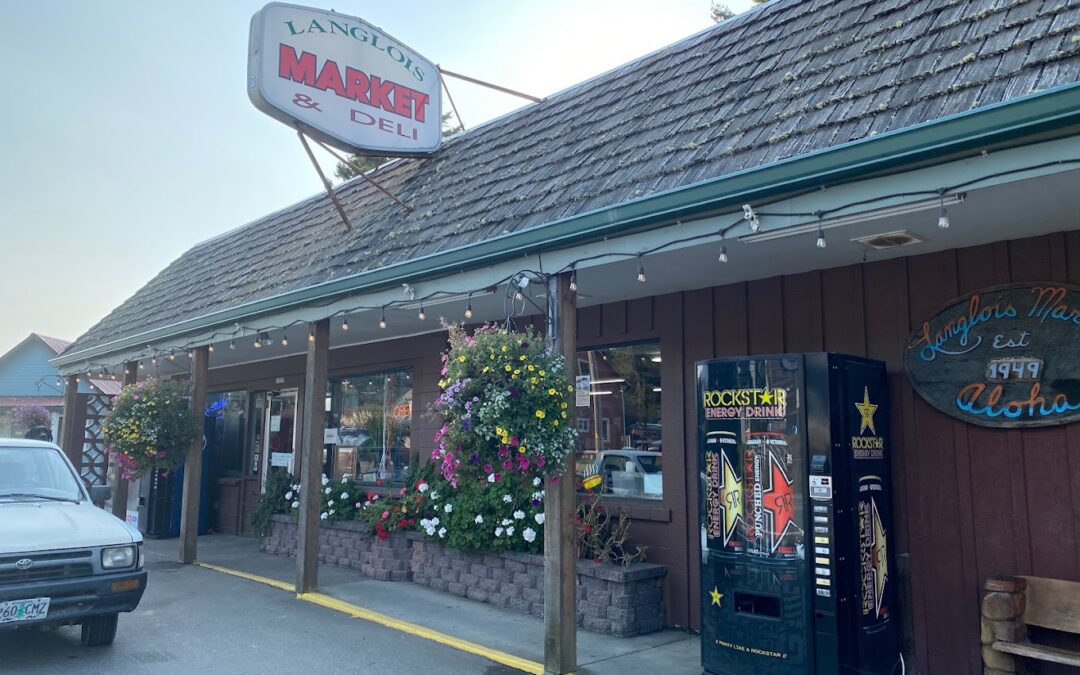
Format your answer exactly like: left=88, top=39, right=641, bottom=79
left=713, top=283, right=748, bottom=356
left=577, top=305, right=602, bottom=341
left=746, top=277, right=783, bottom=354
left=682, top=288, right=714, bottom=631
left=821, top=265, right=866, bottom=354
left=782, top=271, right=823, bottom=352
left=604, top=300, right=628, bottom=338
left=658, top=293, right=689, bottom=627
left=628, top=297, right=654, bottom=335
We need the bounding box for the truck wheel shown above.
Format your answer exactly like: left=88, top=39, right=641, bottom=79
left=80, top=613, right=118, bottom=646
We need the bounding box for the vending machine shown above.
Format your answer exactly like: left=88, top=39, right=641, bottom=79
left=697, top=354, right=898, bottom=675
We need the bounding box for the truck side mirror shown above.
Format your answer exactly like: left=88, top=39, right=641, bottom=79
left=89, top=485, right=113, bottom=504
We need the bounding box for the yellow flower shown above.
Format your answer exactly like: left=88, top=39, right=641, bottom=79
left=513, top=369, right=521, bottom=375
left=554, top=420, right=559, bottom=427
left=518, top=447, right=526, bottom=454
left=561, top=402, right=568, bottom=409
left=548, top=388, right=557, bottom=396
left=527, top=365, right=535, bottom=372
left=519, top=355, right=526, bottom=361
left=561, top=412, right=567, bottom=419
left=530, top=377, right=538, bottom=385
left=505, top=365, right=512, bottom=372
left=501, top=345, right=507, bottom=353
left=535, top=410, right=546, bottom=419
left=483, top=367, right=490, bottom=373
left=567, top=385, right=574, bottom=392
left=539, top=370, right=546, bottom=377
left=458, top=355, right=466, bottom=363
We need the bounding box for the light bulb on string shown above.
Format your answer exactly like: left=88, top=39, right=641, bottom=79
left=254, top=335, right=262, bottom=349
left=568, top=270, right=577, bottom=293
left=418, top=303, right=426, bottom=321
left=187, top=350, right=194, bottom=360
left=151, top=356, right=158, bottom=366
left=718, top=242, right=728, bottom=263
left=308, top=325, right=315, bottom=343
left=208, top=344, right=215, bottom=353
left=229, top=339, right=236, bottom=351
left=937, top=194, right=950, bottom=229
left=464, top=294, right=473, bottom=320
left=379, top=310, right=387, bottom=329
left=637, top=258, right=646, bottom=283
left=341, top=317, right=349, bottom=331
left=281, top=331, right=289, bottom=347
left=138, top=361, right=144, bottom=370
left=168, top=352, right=176, bottom=361
left=816, top=227, right=827, bottom=249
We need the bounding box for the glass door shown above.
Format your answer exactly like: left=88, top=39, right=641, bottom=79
left=261, top=389, right=298, bottom=488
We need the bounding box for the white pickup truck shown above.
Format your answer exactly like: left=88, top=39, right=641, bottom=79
left=0, top=439, right=146, bottom=645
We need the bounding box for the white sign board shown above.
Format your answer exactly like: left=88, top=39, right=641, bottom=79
left=324, top=428, right=340, bottom=445
left=271, top=452, right=293, bottom=468
left=248, top=2, right=441, bottom=155
left=575, top=375, right=591, bottom=408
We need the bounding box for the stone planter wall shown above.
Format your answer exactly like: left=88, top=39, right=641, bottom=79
left=262, top=515, right=412, bottom=581
left=262, top=515, right=667, bottom=636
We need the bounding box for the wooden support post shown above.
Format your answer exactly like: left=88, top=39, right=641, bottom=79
left=110, top=363, right=137, bottom=520
left=544, top=272, right=577, bottom=674
left=179, top=347, right=209, bottom=565
left=60, top=374, right=81, bottom=467
left=297, top=319, right=329, bottom=593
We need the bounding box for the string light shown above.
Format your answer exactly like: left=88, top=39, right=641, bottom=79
left=208, top=344, right=215, bottom=353
left=464, top=294, right=473, bottom=320
left=637, top=257, right=646, bottom=283
left=187, top=350, right=194, bottom=359
left=938, top=194, right=951, bottom=229
left=254, top=334, right=262, bottom=349
left=151, top=356, right=158, bottom=366
left=816, top=225, right=827, bottom=249
left=379, top=309, right=387, bottom=329
left=418, top=303, right=426, bottom=321
left=718, top=243, right=728, bottom=263
left=568, top=269, right=577, bottom=293
left=341, top=317, right=349, bottom=331
left=138, top=361, right=144, bottom=370
left=308, top=324, right=315, bottom=343
left=168, top=352, right=176, bottom=361
left=281, top=331, right=289, bottom=347
left=229, top=339, right=236, bottom=351
left=743, top=204, right=760, bottom=233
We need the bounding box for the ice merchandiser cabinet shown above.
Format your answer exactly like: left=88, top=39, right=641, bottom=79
left=697, top=354, right=899, bottom=675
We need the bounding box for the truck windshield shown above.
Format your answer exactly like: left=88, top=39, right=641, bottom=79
left=0, top=446, right=84, bottom=502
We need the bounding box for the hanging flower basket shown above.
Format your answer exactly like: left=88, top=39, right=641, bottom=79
left=419, top=323, right=577, bottom=553
left=102, top=378, right=200, bottom=480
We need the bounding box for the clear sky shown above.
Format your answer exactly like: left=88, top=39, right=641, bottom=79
left=0, top=0, right=755, bottom=356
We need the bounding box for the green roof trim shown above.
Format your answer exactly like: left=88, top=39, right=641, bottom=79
left=54, top=82, right=1080, bottom=368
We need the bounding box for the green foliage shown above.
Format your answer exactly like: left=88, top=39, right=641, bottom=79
left=251, top=471, right=294, bottom=538
left=286, top=473, right=359, bottom=524
left=415, top=472, right=547, bottom=553
left=102, top=378, right=199, bottom=480
left=576, top=495, right=646, bottom=566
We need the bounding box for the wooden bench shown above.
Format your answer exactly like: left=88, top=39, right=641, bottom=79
left=982, top=575, right=1080, bottom=671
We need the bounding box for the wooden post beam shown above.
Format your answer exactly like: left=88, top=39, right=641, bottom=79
left=110, top=363, right=137, bottom=520
left=179, top=347, right=209, bottom=564
left=60, top=374, right=81, bottom=467
left=544, top=272, right=577, bottom=674
left=297, top=318, right=329, bottom=593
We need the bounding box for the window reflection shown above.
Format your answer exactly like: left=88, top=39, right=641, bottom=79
left=326, top=369, right=412, bottom=483
left=575, top=344, right=662, bottom=500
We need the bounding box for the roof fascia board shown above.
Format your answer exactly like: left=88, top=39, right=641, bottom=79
left=53, top=82, right=1080, bottom=367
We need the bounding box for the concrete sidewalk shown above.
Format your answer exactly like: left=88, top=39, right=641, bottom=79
left=148, top=534, right=700, bottom=674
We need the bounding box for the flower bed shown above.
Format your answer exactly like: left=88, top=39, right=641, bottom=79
left=261, top=515, right=667, bottom=636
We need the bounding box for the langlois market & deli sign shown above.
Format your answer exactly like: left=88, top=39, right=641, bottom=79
left=906, top=283, right=1080, bottom=428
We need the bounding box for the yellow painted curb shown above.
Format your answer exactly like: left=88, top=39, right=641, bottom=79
left=194, top=561, right=543, bottom=674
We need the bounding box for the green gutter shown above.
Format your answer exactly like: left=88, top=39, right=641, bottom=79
left=54, top=82, right=1080, bottom=367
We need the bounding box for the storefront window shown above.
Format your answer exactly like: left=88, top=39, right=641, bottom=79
left=326, top=369, right=412, bottom=484
left=575, top=343, right=662, bottom=500
left=204, top=392, right=247, bottom=478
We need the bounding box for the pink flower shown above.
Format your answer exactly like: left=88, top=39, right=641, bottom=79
left=381, top=511, right=389, bottom=520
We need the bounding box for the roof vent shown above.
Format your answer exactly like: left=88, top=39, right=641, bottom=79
left=851, top=230, right=925, bottom=250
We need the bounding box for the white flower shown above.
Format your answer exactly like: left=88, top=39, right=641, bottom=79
left=444, top=503, right=453, bottom=513
left=533, top=477, right=542, bottom=487
left=487, top=473, right=496, bottom=483
left=324, top=487, right=332, bottom=495
left=329, top=508, right=336, bottom=515
left=430, top=491, right=439, bottom=500
left=474, top=515, right=484, bottom=524
left=321, top=474, right=329, bottom=486
left=431, top=517, right=440, bottom=526
left=291, top=500, right=299, bottom=509
left=285, top=491, right=293, bottom=500
left=513, top=510, right=525, bottom=520
left=501, top=518, right=512, bottom=526
left=320, top=512, right=328, bottom=520
left=502, top=494, right=513, bottom=503
left=363, top=500, right=371, bottom=507
left=495, top=527, right=504, bottom=537
left=534, top=513, right=545, bottom=525
left=355, top=502, right=363, bottom=508
left=532, top=491, right=544, bottom=502
left=523, top=527, right=536, bottom=543
left=418, top=482, right=429, bottom=493
left=292, top=483, right=300, bottom=491
left=328, top=499, right=335, bottom=507
left=341, top=492, right=349, bottom=500
left=341, top=474, right=350, bottom=483
left=437, top=527, right=447, bottom=538
left=507, top=526, right=515, bottom=536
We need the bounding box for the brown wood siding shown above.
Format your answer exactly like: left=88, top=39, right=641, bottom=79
left=649, top=230, right=1080, bottom=674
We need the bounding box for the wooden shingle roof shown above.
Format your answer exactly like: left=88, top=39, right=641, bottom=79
left=66, top=0, right=1080, bottom=355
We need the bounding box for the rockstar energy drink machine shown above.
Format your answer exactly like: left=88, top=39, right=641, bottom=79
left=697, top=354, right=898, bottom=675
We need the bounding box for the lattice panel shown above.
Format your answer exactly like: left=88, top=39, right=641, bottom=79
left=80, top=394, right=111, bottom=486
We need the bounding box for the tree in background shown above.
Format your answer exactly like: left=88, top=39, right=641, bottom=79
left=334, top=112, right=463, bottom=181
left=711, top=0, right=768, bottom=22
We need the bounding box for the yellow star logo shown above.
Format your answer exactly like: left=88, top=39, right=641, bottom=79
left=710, top=586, right=723, bottom=607
left=855, top=386, right=878, bottom=435
left=720, top=452, right=743, bottom=546
left=759, top=389, right=774, bottom=404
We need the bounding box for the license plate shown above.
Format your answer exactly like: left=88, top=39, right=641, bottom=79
left=0, top=597, right=50, bottom=624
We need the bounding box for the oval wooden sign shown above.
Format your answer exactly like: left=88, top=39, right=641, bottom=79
left=905, top=283, right=1080, bottom=428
